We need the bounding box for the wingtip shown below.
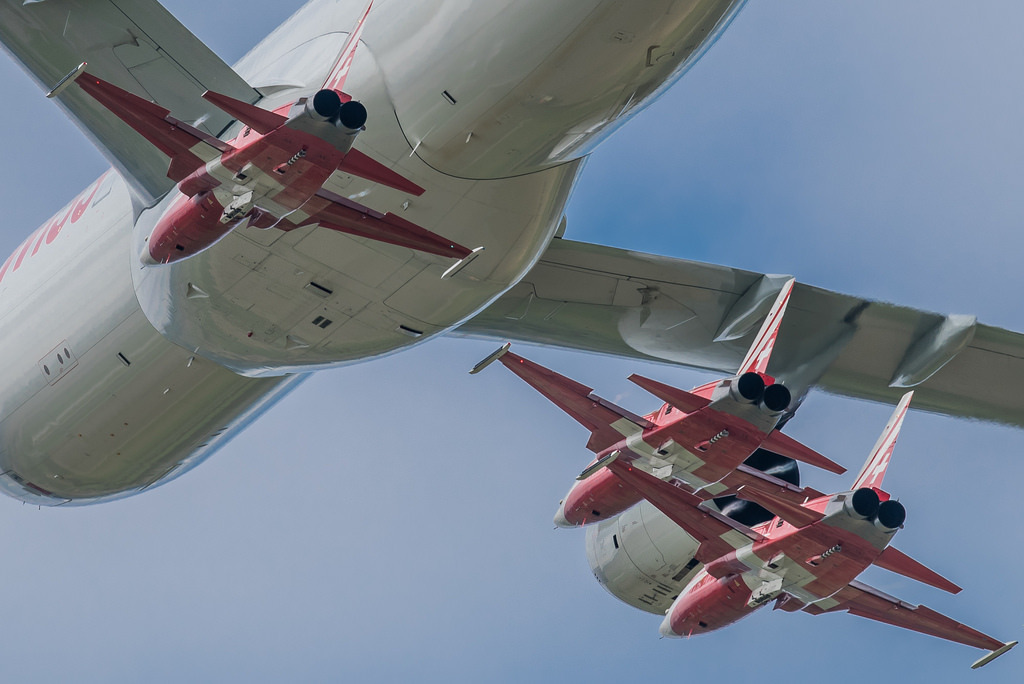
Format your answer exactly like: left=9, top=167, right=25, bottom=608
left=971, top=640, right=1017, bottom=669
left=46, top=61, right=87, bottom=99
left=469, top=342, right=511, bottom=374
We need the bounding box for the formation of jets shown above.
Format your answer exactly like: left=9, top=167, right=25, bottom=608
left=477, top=285, right=1015, bottom=668
left=0, top=0, right=1019, bottom=674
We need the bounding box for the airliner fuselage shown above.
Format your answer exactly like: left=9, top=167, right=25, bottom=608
left=0, top=0, right=744, bottom=503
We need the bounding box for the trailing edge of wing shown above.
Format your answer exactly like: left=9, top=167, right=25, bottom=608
left=302, top=189, right=471, bottom=260
left=873, top=546, right=962, bottom=594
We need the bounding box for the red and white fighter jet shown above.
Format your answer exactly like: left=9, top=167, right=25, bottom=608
left=600, top=391, right=1016, bottom=669
left=474, top=278, right=845, bottom=527
left=47, top=1, right=471, bottom=267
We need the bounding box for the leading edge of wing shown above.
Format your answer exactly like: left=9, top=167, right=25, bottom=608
left=454, top=237, right=1024, bottom=428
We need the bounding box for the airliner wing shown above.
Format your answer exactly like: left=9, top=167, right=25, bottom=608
left=0, top=0, right=260, bottom=202
left=457, top=238, right=1024, bottom=427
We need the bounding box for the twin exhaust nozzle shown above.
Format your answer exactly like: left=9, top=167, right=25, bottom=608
left=731, top=371, right=791, bottom=414
left=305, top=89, right=368, bottom=133
left=844, top=487, right=906, bottom=530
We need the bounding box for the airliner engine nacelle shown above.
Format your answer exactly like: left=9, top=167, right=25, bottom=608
left=585, top=500, right=703, bottom=616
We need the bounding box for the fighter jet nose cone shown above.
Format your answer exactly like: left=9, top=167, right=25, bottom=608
left=659, top=615, right=680, bottom=638
left=553, top=501, right=573, bottom=528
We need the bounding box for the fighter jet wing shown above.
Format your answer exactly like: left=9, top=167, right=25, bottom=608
left=457, top=237, right=1024, bottom=427
left=0, top=0, right=261, bottom=202
left=804, top=580, right=1015, bottom=668
left=606, top=459, right=761, bottom=564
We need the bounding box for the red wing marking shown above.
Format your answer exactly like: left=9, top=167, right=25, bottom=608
left=496, top=350, right=654, bottom=452
left=852, top=391, right=913, bottom=490
left=738, top=278, right=794, bottom=374
left=873, top=546, right=962, bottom=594
left=322, top=1, right=374, bottom=94
left=808, top=580, right=1005, bottom=652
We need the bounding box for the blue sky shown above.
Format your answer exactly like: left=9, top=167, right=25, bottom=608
left=0, top=1, right=1022, bottom=681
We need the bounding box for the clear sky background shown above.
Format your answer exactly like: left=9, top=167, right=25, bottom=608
left=0, top=1, right=1022, bottom=681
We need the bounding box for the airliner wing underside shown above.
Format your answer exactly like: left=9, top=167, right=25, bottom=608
left=457, top=238, right=1024, bottom=427
left=0, top=0, right=261, bottom=202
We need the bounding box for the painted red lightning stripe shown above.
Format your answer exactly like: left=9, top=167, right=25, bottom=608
left=852, top=391, right=914, bottom=490
left=322, top=1, right=374, bottom=94
left=738, top=278, right=795, bottom=374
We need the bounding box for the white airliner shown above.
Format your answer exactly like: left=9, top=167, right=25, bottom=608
left=1, top=0, right=1022, bottom=677
left=1, top=0, right=1022, bottom=508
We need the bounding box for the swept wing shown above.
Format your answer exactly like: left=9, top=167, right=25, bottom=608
left=458, top=238, right=1024, bottom=426
left=805, top=580, right=1015, bottom=668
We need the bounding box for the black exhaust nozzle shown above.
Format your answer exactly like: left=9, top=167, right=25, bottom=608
left=336, top=100, right=368, bottom=131
left=735, top=372, right=765, bottom=403
left=761, top=383, right=791, bottom=413
left=875, top=499, right=906, bottom=530
left=847, top=487, right=881, bottom=519
left=307, top=89, right=343, bottom=120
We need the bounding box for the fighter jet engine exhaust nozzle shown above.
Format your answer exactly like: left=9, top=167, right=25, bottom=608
left=845, top=487, right=881, bottom=520
left=760, top=384, right=791, bottom=414
left=304, top=90, right=368, bottom=131
left=306, top=89, right=343, bottom=121
left=337, top=100, right=368, bottom=131
left=875, top=500, right=907, bottom=531
left=732, top=372, right=765, bottom=403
